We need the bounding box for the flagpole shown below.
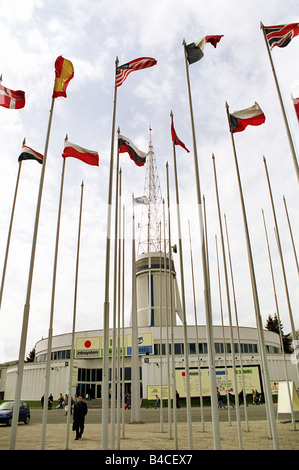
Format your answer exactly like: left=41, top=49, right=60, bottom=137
left=110, top=127, right=121, bottom=449
left=183, top=39, right=221, bottom=449
left=225, top=102, right=279, bottom=450
left=9, top=95, right=56, bottom=450
left=212, top=154, right=243, bottom=449
left=41, top=142, right=67, bottom=450
left=116, top=167, right=122, bottom=450
left=260, top=22, right=299, bottom=183
left=163, top=198, right=172, bottom=439
left=283, top=195, right=299, bottom=277
left=170, top=112, right=192, bottom=449
left=263, top=156, right=299, bottom=382
left=131, top=193, right=141, bottom=423
left=102, top=57, right=119, bottom=450
left=0, top=143, right=24, bottom=310
left=166, top=162, right=178, bottom=450
left=188, top=220, right=205, bottom=432
left=224, top=214, right=250, bottom=431
left=261, top=209, right=297, bottom=431
left=65, top=180, right=84, bottom=450
left=121, top=203, right=126, bottom=439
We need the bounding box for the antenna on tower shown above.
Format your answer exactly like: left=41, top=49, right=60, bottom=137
left=137, top=125, right=164, bottom=254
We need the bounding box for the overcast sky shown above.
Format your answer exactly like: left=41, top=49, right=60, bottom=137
left=0, top=0, right=298, bottom=363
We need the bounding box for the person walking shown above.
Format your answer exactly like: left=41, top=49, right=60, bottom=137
left=73, top=396, right=88, bottom=440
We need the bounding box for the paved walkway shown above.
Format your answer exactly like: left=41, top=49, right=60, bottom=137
left=0, top=417, right=298, bottom=451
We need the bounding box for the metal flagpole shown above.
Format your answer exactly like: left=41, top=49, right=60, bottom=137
left=131, top=194, right=141, bottom=423
left=121, top=203, right=126, bottom=439
left=163, top=199, right=172, bottom=439
left=9, top=96, right=55, bottom=450
left=182, top=39, right=221, bottom=449
left=0, top=147, right=23, bottom=310
left=102, top=57, right=119, bottom=450
left=262, top=209, right=297, bottom=431
left=263, top=156, right=299, bottom=382
left=212, top=154, right=243, bottom=449
left=41, top=146, right=67, bottom=450
left=65, top=181, right=84, bottom=449
left=283, top=196, right=299, bottom=276
left=166, top=162, right=178, bottom=450
left=170, top=112, right=193, bottom=449
left=188, top=220, right=205, bottom=432
left=260, top=22, right=299, bottom=183
left=159, top=230, right=164, bottom=433
left=225, top=102, right=279, bottom=450
left=224, top=214, right=250, bottom=432
left=215, top=235, right=231, bottom=426
left=117, top=168, right=122, bottom=450
left=111, top=128, right=121, bottom=449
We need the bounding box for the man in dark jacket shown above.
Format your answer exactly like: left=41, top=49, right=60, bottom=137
left=73, top=395, right=88, bottom=440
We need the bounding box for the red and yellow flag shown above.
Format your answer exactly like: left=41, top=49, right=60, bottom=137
left=53, top=56, right=74, bottom=98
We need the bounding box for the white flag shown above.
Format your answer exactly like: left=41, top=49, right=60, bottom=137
left=134, top=196, right=149, bottom=205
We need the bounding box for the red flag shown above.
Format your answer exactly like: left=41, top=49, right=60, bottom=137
left=292, top=94, right=299, bottom=122
left=264, top=23, right=299, bottom=49
left=171, top=117, right=190, bottom=152
left=0, top=84, right=25, bottom=109
left=115, top=57, right=157, bottom=87
left=62, top=141, right=99, bottom=166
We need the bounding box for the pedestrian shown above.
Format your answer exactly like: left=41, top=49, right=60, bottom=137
left=58, top=393, right=64, bottom=409
left=217, top=390, right=226, bottom=409
left=252, top=389, right=256, bottom=405
left=176, top=391, right=181, bottom=409
left=238, top=389, right=243, bottom=405
left=155, top=395, right=160, bottom=409
left=41, top=394, right=44, bottom=409
left=228, top=392, right=235, bottom=408
left=73, top=396, right=88, bottom=440
left=48, top=394, right=53, bottom=410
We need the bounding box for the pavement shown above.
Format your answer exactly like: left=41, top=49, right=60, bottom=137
left=0, top=406, right=298, bottom=453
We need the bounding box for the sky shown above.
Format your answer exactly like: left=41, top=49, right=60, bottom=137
left=0, top=0, right=298, bottom=363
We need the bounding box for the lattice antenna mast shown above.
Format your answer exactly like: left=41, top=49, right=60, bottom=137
left=138, top=127, right=163, bottom=254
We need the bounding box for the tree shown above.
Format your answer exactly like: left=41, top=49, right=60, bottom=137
left=265, top=314, right=293, bottom=354
left=25, top=347, right=36, bottom=362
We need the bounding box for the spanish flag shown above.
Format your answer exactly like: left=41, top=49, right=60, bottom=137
left=53, top=56, right=74, bottom=98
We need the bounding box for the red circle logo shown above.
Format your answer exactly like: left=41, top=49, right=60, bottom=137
left=84, top=340, right=91, bottom=348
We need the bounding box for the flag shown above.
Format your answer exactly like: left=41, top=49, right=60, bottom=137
left=62, top=141, right=99, bottom=166
left=264, top=23, right=299, bottom=49
left=292, top=94, right=299, bottom=122
left=18, top=145, right=43, bottom=164
left=53, top=56, right=74, bottom=98
left=133, top=196, right=149, bottom=205
left=115, top=57, right=157, bottom=87
left=118, top=135, right=148, bottom=166
left=171, top=117, right=190, bottom=152
left=0, top=84, right=25, bottom=109
left=185, top=35, right=223, bottom=64
left=228, top=102, right=266, bottom=133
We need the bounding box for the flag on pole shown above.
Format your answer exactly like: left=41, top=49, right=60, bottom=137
left=291, top=94, right=299, bottom=122
left=264, top=23, right=299, bottom=49
left=18, top=144, right=43, bottom=164
left=62, top=141, right=99, bottom=166
left=118, top=135, right=148, bottom=166
left=133, top=195, right=149, bottom=205
left=185, top=35, right=223, bottom=64
left=53, top=56, right=74, bottom=98
left=115, top=57, right=157, bottom=87
left=228, top=102, right=266, bottom=133
left=171, top=117, right=190, bottom=152
left=0, top=84, right=25, bottom=109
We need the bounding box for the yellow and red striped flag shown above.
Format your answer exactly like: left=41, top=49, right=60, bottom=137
left=53, top=56, right=74, bottom=98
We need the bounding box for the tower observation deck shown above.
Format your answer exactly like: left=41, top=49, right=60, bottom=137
left=135, top=128, right=182, bottom=327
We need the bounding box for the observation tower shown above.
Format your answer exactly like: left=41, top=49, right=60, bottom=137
left=135, top=128, right=182, bottom=327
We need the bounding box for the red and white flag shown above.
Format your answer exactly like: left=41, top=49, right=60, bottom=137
left=0, top=84, right=25, bottom=109
left=228, top=102, right=266, bottom=133
left=115, top=57, right=157, bottom=87
left=292, top=94, right=299, bottom=122
left=62, top=141, right=99, bottom=166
